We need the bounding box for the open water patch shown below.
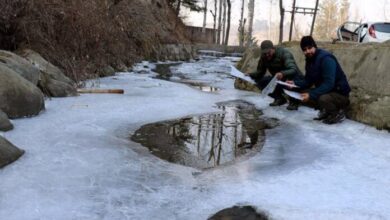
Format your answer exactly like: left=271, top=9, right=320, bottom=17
left=131, top=100, right=278, bottom=169
left=152, top=63, right=220, bottom=92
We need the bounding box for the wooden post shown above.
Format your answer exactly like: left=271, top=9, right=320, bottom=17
left=310, top=0, right=320, bottom=36
left=77, top=89, right=124, bottom=94
left=288, top=0, right=296, bottom=41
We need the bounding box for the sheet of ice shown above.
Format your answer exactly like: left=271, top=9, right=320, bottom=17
left=230, top=65, right=256, bottom=84
left=0, top=56, right=389, bottom=220
left=283, top=89, right=303, bottom=100
left=261, top=75, right=277, bottom=97
left=277, top=80, right=298, bottom=88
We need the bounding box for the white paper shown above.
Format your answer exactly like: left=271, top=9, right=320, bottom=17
left=276, top=80, right=299, bottom=88
left=283, top=89, right=303, bottom=100
left=230, top=65, right=256, bottom=84
left=261, top=75, right=278, bottom=96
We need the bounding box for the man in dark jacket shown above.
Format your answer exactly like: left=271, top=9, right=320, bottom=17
left=249, top=40, right=303, bottom=110
left=288, top=36, right=351, bottom=124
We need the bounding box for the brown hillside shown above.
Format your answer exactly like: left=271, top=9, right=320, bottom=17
left=0, top=0, right=190, bottom=82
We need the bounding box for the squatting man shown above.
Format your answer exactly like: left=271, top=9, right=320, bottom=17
left=248, top=37, right=351, bottom=124
left=286, top=36, right=351, bottom=124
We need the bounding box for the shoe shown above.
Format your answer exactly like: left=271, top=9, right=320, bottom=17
left=268, top=92, right=277, bottom=99
left=269, top=98, right=287, bottom=106
left=286, top=102, right=299, bottom=111
left=313, top=109, right=329, bottom=120
left=322, top=111, right=346, bottom=124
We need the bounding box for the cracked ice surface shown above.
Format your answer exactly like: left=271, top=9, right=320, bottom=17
left=0, top=56, right=389, bottom=220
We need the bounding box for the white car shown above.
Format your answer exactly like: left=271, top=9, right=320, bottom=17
left=337, top=21, right=390, bottom=43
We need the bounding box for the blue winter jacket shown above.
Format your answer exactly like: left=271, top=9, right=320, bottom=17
left=294, top=48, right=351, bottom=100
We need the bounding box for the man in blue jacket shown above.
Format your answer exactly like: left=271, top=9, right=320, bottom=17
left=288, top=36, right=351, bottom=124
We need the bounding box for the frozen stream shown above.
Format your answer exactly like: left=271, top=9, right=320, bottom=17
left=0, top=56, right=390, bottom=220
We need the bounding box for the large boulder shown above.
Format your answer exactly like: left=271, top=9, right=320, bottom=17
left=39, top=74, right=78, bottom=97
left=236, top=42, right=390, bottom=130
left=0, top=50, right=40, bottom=85
left=0, top=64, right=45, bottom=118
left=99, top=65, right=116, bottom=77
left=0, top=110, right=13, bottom=131
left=17, top=49, right=77, bottom=97
left=0, top=136, right=24, bottom=168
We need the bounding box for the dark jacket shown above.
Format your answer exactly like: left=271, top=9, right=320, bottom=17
left=294, top=48, right=351, bottom=100
left=250, top=47, right=302, bottom=82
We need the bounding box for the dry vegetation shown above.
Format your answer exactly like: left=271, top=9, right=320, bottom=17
left=0, top=0, right=190, bottom=82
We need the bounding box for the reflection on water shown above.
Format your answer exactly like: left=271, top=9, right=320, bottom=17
left=131, top=100, right=278, bottom=169
left=152, top=63, right=220, bottom=92
left=179, top=80, right=221, bottom=92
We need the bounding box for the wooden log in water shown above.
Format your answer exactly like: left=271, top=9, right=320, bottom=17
left=77, top=88, right=124, bottom=94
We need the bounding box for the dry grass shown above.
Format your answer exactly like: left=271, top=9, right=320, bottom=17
left=0, top=0, right=189, bottom=82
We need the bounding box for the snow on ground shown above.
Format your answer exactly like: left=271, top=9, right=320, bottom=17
left=0, top=56, right=389, bottom=220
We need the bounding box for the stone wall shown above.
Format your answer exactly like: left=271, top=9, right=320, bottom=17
left=154, top=44, right=197, bottom=61
left=195, top=44, right=246, bottom=54
left=235, top=42, right=390, bottom=130
left=185, top=26, right=216, bottom=44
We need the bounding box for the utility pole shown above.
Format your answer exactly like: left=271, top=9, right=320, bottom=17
left=310, top=0, right=320, bottom=36
left=288, top=0, right=296, bottom=41
left=286, top=0, right=320, bottom=41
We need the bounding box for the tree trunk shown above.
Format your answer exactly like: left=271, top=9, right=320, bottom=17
left=222, top=0, right=226, bottom=45
left=224, top=0, right=231, bottom=45
left=247, top=0, right=254, bottom=46
left=176, top=0, right=182, bottom=16
left=279, top=0, right=284, bottom=44
left=238, top=0, right=245, bottom=47
left=212, top=0, right=217, bottom=43
left=202, top=0, right=208, bottom=33
left=268, top=0, right=273, bottom=39
left=217, top=0, right=223, bottom=44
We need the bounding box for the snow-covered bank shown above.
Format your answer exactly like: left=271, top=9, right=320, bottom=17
left=1, top=57, right=389, bottom=220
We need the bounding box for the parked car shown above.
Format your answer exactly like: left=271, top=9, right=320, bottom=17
left=337, top=21, right=390, bottom=43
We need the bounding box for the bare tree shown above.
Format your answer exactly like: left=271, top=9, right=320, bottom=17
left=222, top=0, right=226, bottom=45
left=293, top=19, right=305, bottom=40
left=238, top=0, right=245, bottom=46
left=339, top=0, right=350, bottom=24
left=268, top=0, right=273, bottom=39
left=217, top=0, right=222, bottom=44
left=246, top=0, right=254, bottom=46
left=279, top=0, right=284, bottom=44
left=168, top=0, right=203, bottom=16
left=210, top=0, right=217, bottom=43
left=175, top=0, right=182, bottom=15
left=313, top=0, right=339, bottom=40
left=224, top=0, right=231, bottom=45
left=202, top=0, right=208, bottom=33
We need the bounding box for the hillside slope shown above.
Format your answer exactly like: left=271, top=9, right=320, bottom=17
left=0, top=0, right=190, bottom=81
